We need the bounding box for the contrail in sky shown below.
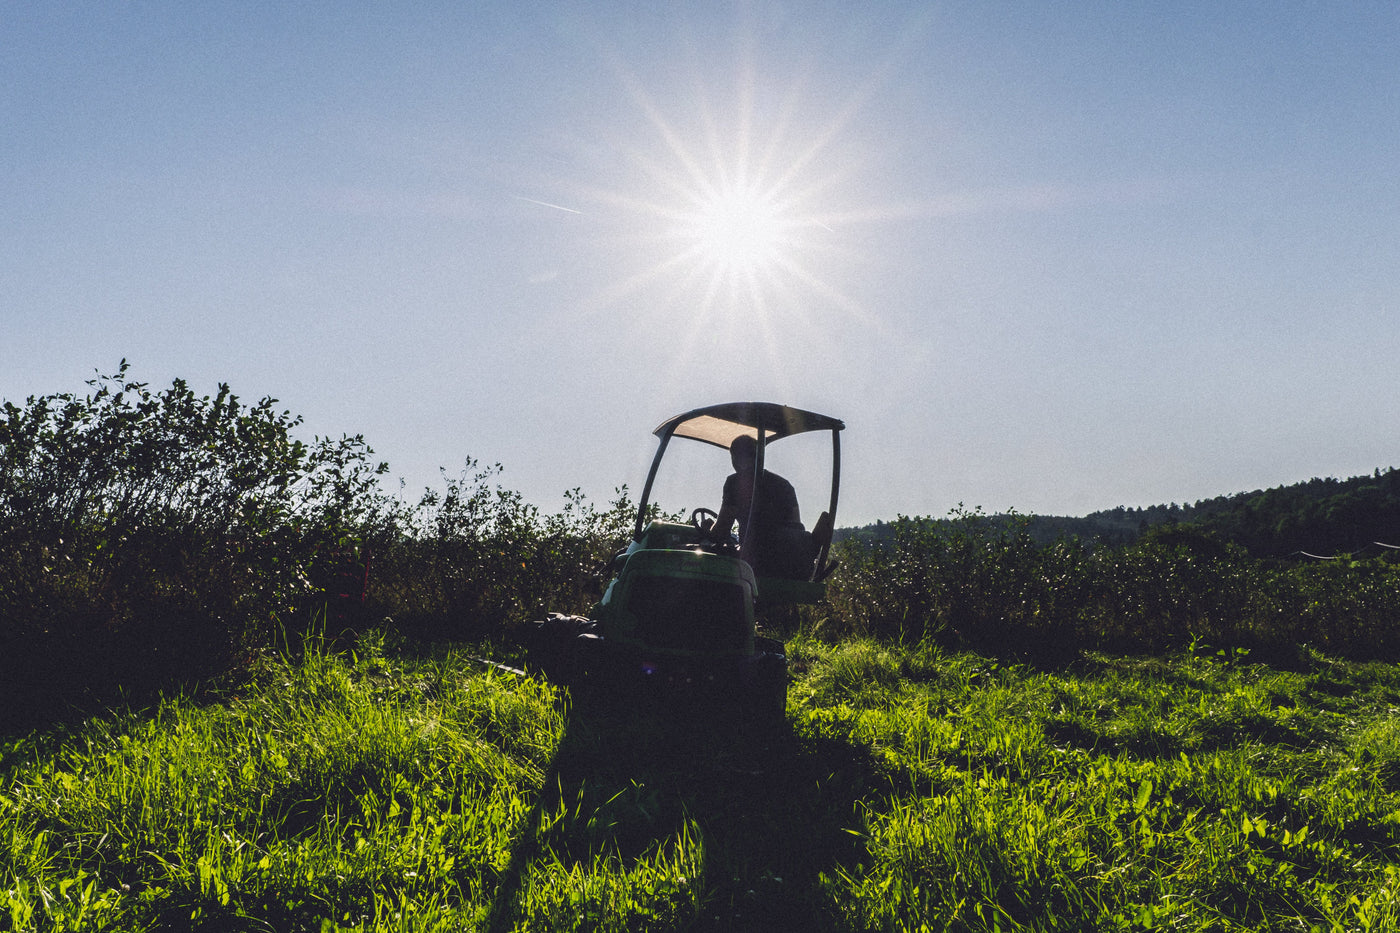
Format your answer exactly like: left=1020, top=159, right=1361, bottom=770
left=516, top=196, right=582, bottom=214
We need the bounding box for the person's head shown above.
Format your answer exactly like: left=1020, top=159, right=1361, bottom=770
left=730, top=434, right=758, bottom=472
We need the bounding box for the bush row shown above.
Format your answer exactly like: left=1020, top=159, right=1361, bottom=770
left=0, top=366, right=635, bottom=723
left=5, top=367, right=1397, bottom=721
left=825, top=510, right=1400, bottom=662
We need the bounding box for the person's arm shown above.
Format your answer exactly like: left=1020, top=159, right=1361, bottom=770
left=709, top=474, right=739, bottom=539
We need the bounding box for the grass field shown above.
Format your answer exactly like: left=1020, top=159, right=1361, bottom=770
left=4, top=631, right=1400, bottom=932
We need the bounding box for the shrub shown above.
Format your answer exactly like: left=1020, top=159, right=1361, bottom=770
left=826, top=509, right=1083, bottom=656
left=824, top=511, right=1400, bottom=662
left=367, top=465, right=639, bottom=639
left=0, top=362, right=388, bottom=718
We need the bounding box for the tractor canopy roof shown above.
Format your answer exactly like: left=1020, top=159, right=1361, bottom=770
left=654, top=402, right=844, bottom=450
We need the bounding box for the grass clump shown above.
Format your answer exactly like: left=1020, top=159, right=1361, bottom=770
left=1, top=636, right=563, bottom=931
left=796, top=638, right=1400, bottom=932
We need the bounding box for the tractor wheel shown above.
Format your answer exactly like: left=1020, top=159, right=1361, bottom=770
left=745, top=674, right=787, bottom=730
left=527, top=614, right=593, bottom=684
left=742, top=645, right=788, bottom=729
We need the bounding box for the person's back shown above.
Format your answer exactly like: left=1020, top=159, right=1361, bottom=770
left=712, top=437, right=814, bottom=580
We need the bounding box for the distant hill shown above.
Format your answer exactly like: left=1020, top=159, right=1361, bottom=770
left=840, top=466, right=1400, bottom=559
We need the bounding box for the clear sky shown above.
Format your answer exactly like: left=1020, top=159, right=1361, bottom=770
left=4, top=2, right=1397, bottom=528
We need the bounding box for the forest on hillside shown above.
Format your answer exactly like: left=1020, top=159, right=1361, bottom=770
left=842, top=467, right=1400, bottom=558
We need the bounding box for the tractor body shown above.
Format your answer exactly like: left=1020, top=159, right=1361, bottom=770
left=530, top=403, right=844, bottom=722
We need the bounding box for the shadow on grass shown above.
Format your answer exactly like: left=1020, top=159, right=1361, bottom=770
left=0, top=614, right=241, bottom=738
left=485, top=684, right=875, bottom=932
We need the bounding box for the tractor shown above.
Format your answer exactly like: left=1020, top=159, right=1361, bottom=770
left=529, top=402, right=844, bottom=723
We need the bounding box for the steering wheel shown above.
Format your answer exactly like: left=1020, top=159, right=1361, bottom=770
left=690, top=507, right=719, bottom=533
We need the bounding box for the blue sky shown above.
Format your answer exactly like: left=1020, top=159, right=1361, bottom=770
left=4, top=1, right=1397, bottom=527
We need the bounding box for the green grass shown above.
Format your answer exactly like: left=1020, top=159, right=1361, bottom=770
left=4, top=633, right=1400, bottom=931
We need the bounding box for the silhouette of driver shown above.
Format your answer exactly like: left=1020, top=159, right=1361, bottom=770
left=709, top=435, right=813, bottom=579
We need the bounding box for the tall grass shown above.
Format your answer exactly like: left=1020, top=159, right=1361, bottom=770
left=789, top=635, right=1400, bottom=932
left=5, top=635, right=1400, bottom=931
left=1, top=634, right=563, bottom=931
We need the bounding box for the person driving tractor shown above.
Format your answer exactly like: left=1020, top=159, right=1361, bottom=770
left=707, top=434, right=814, bottom=580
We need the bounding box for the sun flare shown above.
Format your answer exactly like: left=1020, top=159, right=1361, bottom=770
left=685, top=182, right=789, bottom=276
left=530, top=41, right=884, bottom=367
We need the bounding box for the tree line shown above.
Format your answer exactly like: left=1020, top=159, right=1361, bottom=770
left=841, top=467, right=1400, bottom=558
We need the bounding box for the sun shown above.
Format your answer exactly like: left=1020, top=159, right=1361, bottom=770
left=684, top=181, right=790, bottom=277
left=522, top=38, right=882, bottom=360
